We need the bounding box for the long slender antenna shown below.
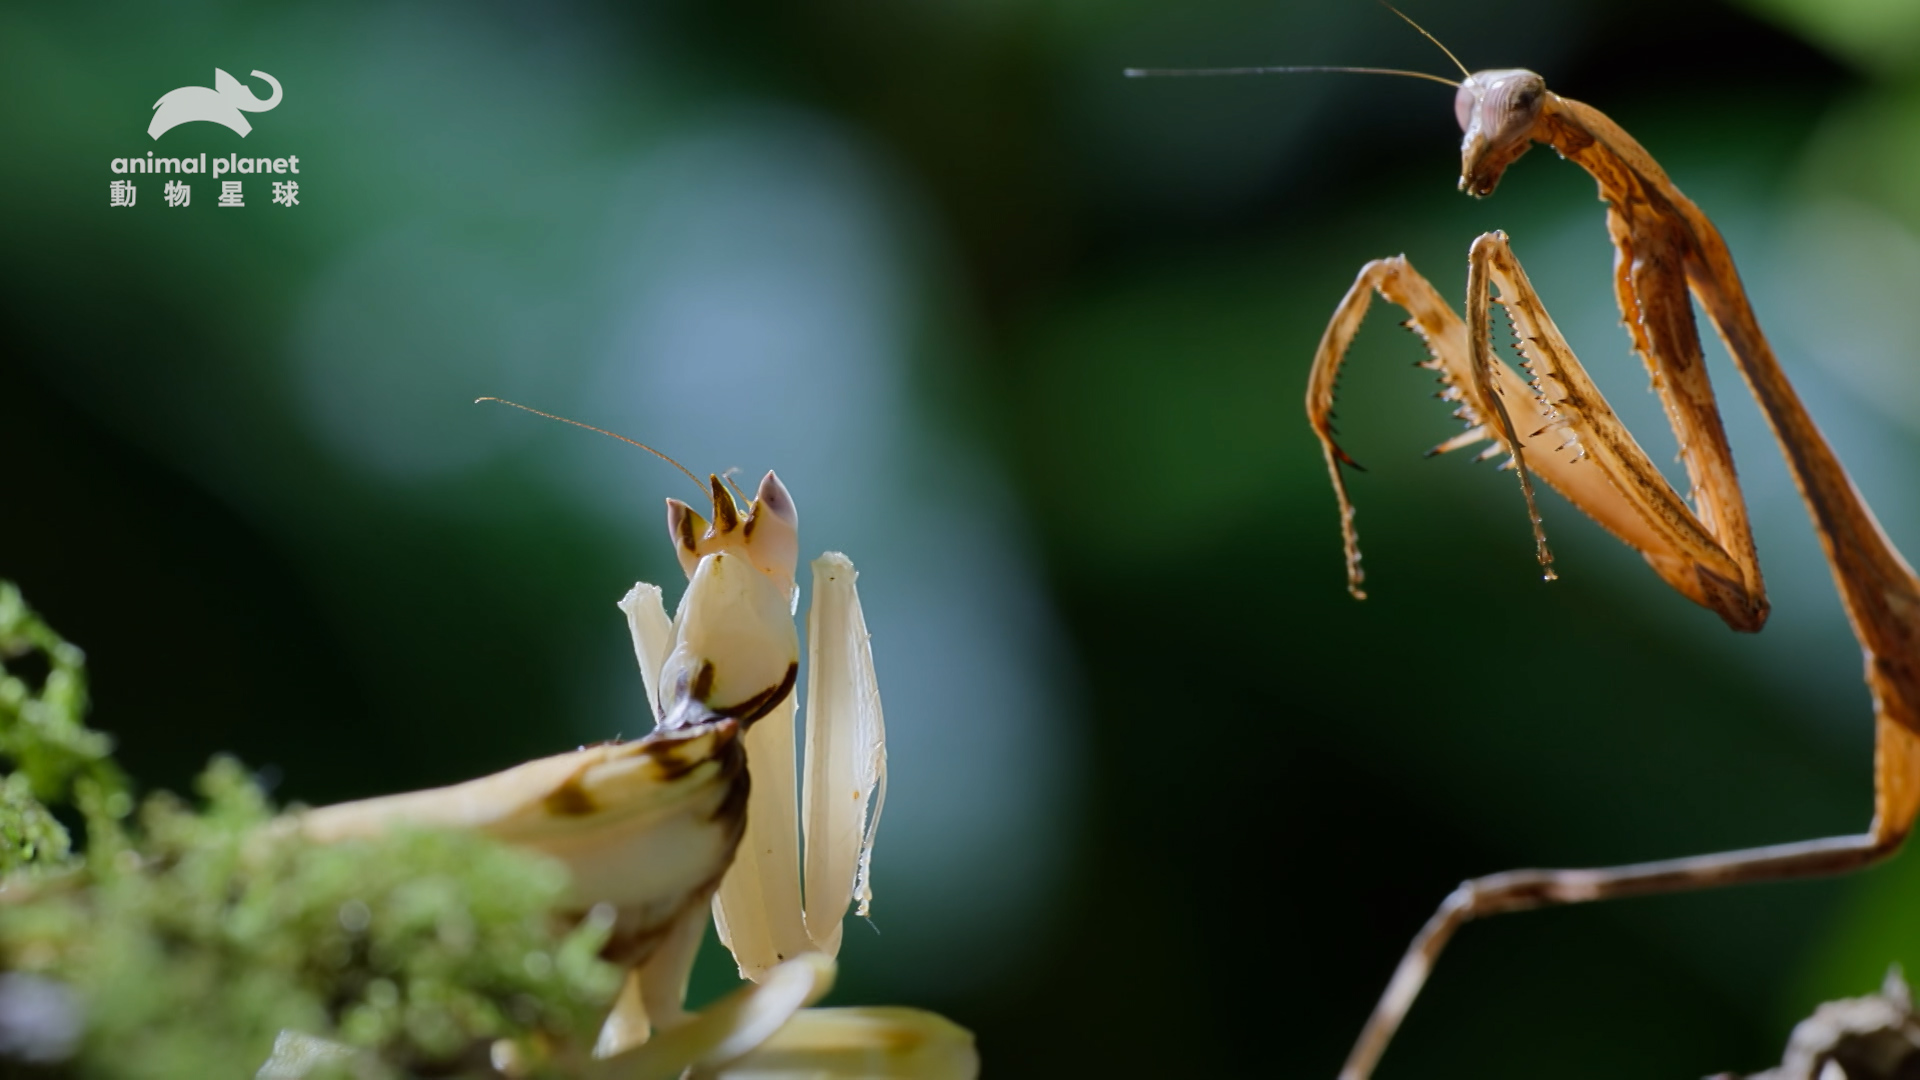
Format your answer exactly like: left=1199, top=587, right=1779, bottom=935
left=475, top=397, right=705, bottom=494
left=1124, top=65, right=1457, bottom=88
left=1380, top=3, right=1470, bottom=79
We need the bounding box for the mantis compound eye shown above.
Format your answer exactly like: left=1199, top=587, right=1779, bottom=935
left=1474, top=69, right=1546, bottom=143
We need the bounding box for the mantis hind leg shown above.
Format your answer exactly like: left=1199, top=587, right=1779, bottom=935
left=1339, top=716, right=1920, bottom=1080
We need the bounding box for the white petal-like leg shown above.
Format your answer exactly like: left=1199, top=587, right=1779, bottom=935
left=801, top=552, right=887, bottom=955
left=299, top=725, right=752, bottom=1058
left=619, top=583, right=675, bottom=725
left=592, top=954, right=836, bottom=1080
left=711, top=690, right=812, bottom=980
left=706, top=1007, right=979, bottom=1080
left=595, top=901, right=712, bottom=1057
left=595, top=972, right=651, bottom=1058
left=637, top=902, right=706, bottom=1030
left=591, top=584, right=721, bottom=1053
left=299, top=733, right=742, bottom=926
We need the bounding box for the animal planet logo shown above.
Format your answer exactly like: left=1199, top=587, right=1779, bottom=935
left=110, top=67, right=302, bottom=209
left=150, top=69, right=282, bottom=139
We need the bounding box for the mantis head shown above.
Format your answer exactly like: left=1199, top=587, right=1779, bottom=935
left=658, top=471, right=801, bottom=727
left=464, top=400, right=805, bottom=726
left=666, top=471, right=800, bottom=591
left=1456, top=68, right=1547, bottom=197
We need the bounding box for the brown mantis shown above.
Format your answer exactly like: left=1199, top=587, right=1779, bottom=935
left=1131, top=19, right=1920, bottom=1080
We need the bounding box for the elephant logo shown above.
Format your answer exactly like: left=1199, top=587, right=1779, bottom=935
left=149, top=69, right=283, bottom=140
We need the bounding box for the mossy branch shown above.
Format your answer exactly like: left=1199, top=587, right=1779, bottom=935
left=0, top=583, right=622, bottom=1077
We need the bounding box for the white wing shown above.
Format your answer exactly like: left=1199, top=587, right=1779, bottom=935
left=801, top=552, right=887, bottom=956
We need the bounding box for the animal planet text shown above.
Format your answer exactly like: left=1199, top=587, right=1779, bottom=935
left=111, top=152, right=300, bottom=178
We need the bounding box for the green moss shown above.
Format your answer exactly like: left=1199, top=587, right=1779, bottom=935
left=0, top=581, right=128, bottom=874
left=0, top=585, right=622, bottom=1077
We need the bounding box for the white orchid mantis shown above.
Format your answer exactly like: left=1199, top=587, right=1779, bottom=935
left=294, top=469, right=973, bottom=1079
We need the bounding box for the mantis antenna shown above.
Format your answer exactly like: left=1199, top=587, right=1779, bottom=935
left=1122, top=65, right=1457, bottom=87
left=475, top=396, right=706, bottom=495
left=1379, top=2, right=1470, bottom=79
left=1125, top=3, right=1469, bottom=88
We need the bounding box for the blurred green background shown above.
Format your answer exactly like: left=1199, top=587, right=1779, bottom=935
left=7, top=0, right=1920, bottom=1074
